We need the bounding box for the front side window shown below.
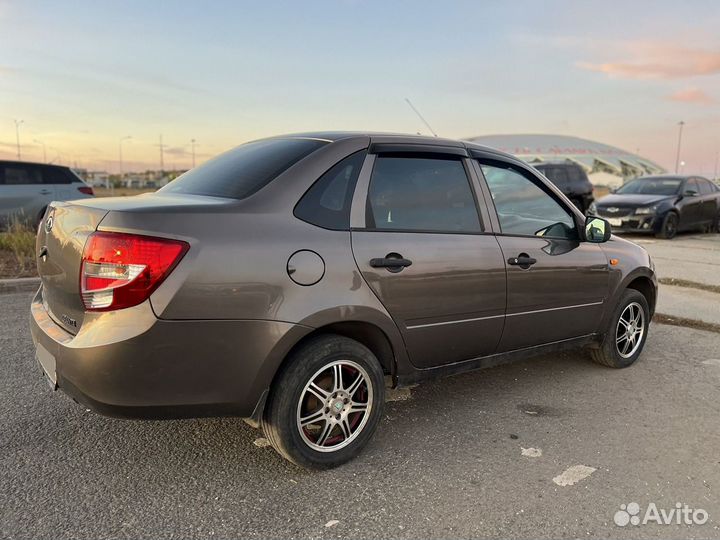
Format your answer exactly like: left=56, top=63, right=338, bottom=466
left=481, top=163, right=576, bottom=239
left=697, top=179, right=715, bottom=195
left=160, top=138, right=327, bottom=199
left=367, top=156, right=481, bottom=233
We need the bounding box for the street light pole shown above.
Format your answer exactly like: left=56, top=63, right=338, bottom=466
left=14, top=119, right=23, bottom=160
left=33, top=139, right=47, bottom=163
left=674, top=121, right=685, bottom=174
left=190, top=138, right=196, bottom=168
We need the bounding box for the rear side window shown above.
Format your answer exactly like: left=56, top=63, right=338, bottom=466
left=1, top=165, right=41, bottom=185
left=41, top=166, right=73, bottom=184
left=160, top=138, right=327, bottom=199
left=366, top=156, right=481, bottom=233
left=294, top=150, right=366, bottom=230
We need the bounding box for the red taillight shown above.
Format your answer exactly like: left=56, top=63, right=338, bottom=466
left=77, top=186, right=94, bottom=195
left=80, top=232, right=189, bottom=311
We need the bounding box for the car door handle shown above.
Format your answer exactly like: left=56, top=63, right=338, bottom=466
left=507, top=255, right=537, bottom=267
left=39, top=189, right=52, bottom=195
left=369, top=256, right=413, bottom=270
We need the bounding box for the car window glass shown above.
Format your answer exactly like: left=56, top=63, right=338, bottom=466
left=160, top=138, right=327, bottom=199
left=480, top=163, right=576, bottom=239
left=41, top=166, right=72, bottom=185
left=548, top=167, right=569, bottom=187
left=697, top=179, right=713, bottom=195
left=686, top=179, right=699, bottom=194
left=294, top=150, right=366, bottom=230
left=3, top=165, right=41, bottom=185
left=367, top=156, right=481, bottom=233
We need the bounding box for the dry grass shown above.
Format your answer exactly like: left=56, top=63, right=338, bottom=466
left=0, top=221, right=37, bottom=278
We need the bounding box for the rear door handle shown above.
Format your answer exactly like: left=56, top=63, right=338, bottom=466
left=370, top=255, right=413, bottom=272
left=507, top=254, right=537, bottom=268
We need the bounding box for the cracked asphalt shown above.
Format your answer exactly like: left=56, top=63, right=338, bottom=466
left=1, top=289, right=719, bottom=539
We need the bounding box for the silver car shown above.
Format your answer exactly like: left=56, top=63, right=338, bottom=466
left=0, top=160, right=94, bottom=227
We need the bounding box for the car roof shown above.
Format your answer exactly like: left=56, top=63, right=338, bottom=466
left=0, top=159, right=70, bottom=169
left=261, top=131, right=520, bottom=162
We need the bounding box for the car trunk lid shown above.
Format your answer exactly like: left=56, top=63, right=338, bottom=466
left=37, top=202, right=109, bottom=334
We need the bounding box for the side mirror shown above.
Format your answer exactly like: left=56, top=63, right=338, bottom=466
left=584, top=216, right=611, bottom=243
left=683, top=189, right=698, bottom=197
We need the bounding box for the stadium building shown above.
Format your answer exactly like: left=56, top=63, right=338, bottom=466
left=465, top=134, right=665, bottom=188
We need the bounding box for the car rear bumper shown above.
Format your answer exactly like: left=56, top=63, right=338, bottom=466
left=29, top=288, right=310, bottom=419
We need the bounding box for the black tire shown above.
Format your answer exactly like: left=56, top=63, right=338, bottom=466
left=262, top=334, right=385, bottom=469
left=711, top=211, right=720, bottom=233
left=590, top=289, right=650, bottom=368
left=656, top=212, right=678, bottom=239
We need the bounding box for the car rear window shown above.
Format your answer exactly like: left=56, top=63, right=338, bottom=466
left=160, top=138, right=328, bottom=199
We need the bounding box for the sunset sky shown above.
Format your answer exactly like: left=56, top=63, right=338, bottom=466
left=1, top=0, right=720, bottom=174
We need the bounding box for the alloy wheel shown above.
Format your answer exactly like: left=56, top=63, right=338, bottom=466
left=296, top=360, right=373, bottom=452
left=615, top=301, right=645, bottom=358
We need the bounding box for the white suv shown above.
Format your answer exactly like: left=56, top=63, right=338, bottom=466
left=0, top=160, right=94, bottom=227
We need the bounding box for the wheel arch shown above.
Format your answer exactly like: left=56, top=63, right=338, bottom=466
left=626, top=275, right=657, bottom=316
left=245, top=311, right=407, bottom=428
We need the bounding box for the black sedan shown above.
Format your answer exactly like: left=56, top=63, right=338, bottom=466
left=589, top=175, right=720, bottom=239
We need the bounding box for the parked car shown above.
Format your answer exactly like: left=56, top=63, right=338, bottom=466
left=0, top=160, right=94, bottom=228
left=589, top=175, right=720, bottom=239
left=30, top=133, right=657, bottom=469
left=533, top=161, right=594, bottom=214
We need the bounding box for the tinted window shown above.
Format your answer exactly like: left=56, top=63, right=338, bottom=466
left=617, top=178, right=681, bottom=195
left=367, top=156, right=481, bottom=233
left=160, top=138, right=327, bottom=199
left=294, top=150, right=366, bottom=230
left=481, top=163, right=576, bottom=239
left=41, top=166, right=72, bottom=185
left=546, top=167, right=569, bottom=187
left=2, top=165, right=41, bottom=185
left=697, top=179, right=715, bottom=195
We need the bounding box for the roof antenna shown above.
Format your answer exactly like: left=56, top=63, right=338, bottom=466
left=405, top=98, right=438, bottom=137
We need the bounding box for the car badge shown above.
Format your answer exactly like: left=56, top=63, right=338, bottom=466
left=44, top=209, right=55, bottom=233
left=606, top=207, right=620, bottom=213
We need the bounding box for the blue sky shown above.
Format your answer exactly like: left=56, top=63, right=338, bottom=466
left=1, top=0, right=719, bottom=173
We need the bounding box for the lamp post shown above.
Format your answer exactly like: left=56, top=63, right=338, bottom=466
left=14, top=119, right=23, bottom=160
left=190, top=138, right=196, bottom=168
left=33, top=139, right=47, bottom=163
left=674, top=121, right=685, bottom=174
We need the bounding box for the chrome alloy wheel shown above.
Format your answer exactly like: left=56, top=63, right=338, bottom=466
left=296, top=360, right=373, bottom=452
left=616, top=301, right=645, bottom=358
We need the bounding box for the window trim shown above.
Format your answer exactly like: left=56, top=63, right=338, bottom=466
left=475, top=157, right=582, bottom=241
left=353, top=151, right=487, bottom=235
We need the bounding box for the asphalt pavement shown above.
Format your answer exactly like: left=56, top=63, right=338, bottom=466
left=1, top=287, right=719, bottom=539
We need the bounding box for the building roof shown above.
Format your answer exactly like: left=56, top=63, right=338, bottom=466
left=464, top=134, right=666, bottom=177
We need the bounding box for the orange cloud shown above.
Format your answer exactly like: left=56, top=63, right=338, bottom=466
left=667, top=88, right=715, bottom=104
left=578, top=44, right=720, bottom=80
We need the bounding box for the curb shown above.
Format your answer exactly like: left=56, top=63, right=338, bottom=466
left=0, top=277, right=40, bottom=295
